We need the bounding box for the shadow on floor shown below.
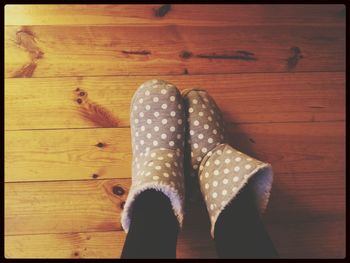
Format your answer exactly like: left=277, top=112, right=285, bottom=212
left=179, top=116, right=344, bottom=258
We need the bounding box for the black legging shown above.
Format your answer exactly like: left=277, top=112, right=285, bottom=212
left=214, top=182, right=278, bottom=258
left=120, top=190, right=179, bottom=258
left=121, top=184, right=278, bottom=258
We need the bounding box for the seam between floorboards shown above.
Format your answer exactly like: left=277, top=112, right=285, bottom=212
left=4, top=70, right=346, bottom=80
left=5, top=214, right=346, bottom=237
left=4, top=170, right=346, bottom=184
left=5, top=229, right=125, bottom=237
left=4, top=119, right=346, bottom=132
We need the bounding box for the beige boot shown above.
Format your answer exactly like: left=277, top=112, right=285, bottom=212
left=183, top=89, right=273, bottom=237
left=121, top=80, right=186, bottom=233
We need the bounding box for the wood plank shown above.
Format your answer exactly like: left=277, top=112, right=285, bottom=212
left=5, top=121, right=345, bottom=182
left=4, top=188, right=218, bottom=258
left=5, top=169, right=345, bottom=236
left=5, top=231, right=127, bottom=259
left=227, top=121, right=345, bottom=177
left=5, top=72, right=345, bottom=130
left=5, top=173, right=345, bottom=258
left=5, top=25, right=345, bottom=78
left=4, top=199, right=218, bottom=259
left=265, top=171, right=345, bottom=223
left=5, top=5, right=345, bottom=26
left=267, top=218, right=345, bottom=258
left=5, top=218, right=345, bottom=258
left=5, top=4, right=345, bottom=259
left=5, top=128, right=132, bottom=182
left=5, top=179, right=130, bottom=235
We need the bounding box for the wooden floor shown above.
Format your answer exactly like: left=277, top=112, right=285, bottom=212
left=4, top=4, right=345, bottom=258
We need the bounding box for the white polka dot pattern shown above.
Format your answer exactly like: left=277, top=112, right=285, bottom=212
left=122, top=79, right=186, bottom=233
left=134, top=148, right=184, bottom=191
left=183, top=89, right=227, bottom=178
left=130, top=80, right=185, bottom=160
left=199, top=143, right=273, bottom=238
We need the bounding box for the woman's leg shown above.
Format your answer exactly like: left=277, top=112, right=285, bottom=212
left=214, top=180, right=278, bottom=258
left=121, top=189, right=179, bottom=258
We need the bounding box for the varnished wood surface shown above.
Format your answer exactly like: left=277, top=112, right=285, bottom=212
left=5, top=4, right=345, bottom=258
left=5, top=5, right=345, bottom=26
left=5, top=72, right=345, bottom=130
left=5, top=25, right=345, bottom=78
left=5, top=122, right=345, bottom=182
left=6, top=171, right=345, bottom=235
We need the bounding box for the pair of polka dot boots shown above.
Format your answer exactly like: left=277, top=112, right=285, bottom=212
left=121, top=80, right=273, bottom=238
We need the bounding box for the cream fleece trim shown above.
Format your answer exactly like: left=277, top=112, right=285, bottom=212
left=210, top=163, right=273, bottom=237
left=121, top=182, right=185, bottom=233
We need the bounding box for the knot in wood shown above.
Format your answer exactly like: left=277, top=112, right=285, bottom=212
left=112, top=186, right=125, bottom=196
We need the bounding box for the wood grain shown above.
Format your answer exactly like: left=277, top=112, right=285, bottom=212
left=5, top=25, right=345, bottom=78
left=5, top=218, right=345, bottom=258
left=5, top=199, right=218, bottom=259
left=5, top=5, right=345, bottom=26
left=4, top=4, right=346, bottom=258
left=5, top=72, right=345, bottom=130
left=5, top=170, right=345, bottom=257
left=5, top=128, right=131, bottom=182
left=5, top=172, right=344, bottom=235
left=5, top=179, right=130, bottom=235
left=5, top=121, right=345, bottom=182
left=5, top=231, right=128, bottom=259
left=267, top=218, right=345, bottom=258
left=5, top=191, right=216, bottom=258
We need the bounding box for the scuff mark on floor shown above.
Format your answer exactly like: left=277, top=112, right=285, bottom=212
left=249, top=138, right=256, bottom=144
left=286, top=46, right=304, bottom=71
left=179, top=50, right=257, bottom=61
left=308, top=106, right=325, bottom=109
left=196, top=51, right=257, bottom=61
left=154, top=4, right=171, bottom=17
left=122, top=50, right=151, bottom=55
